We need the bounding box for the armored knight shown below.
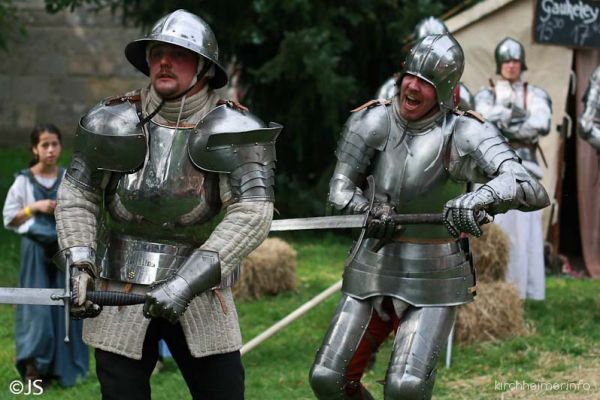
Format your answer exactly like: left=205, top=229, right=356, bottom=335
left=474, top=37, right=552, bottom=300
left=375, top=17, right=474, bottom=111
left=55, top=10, right=280, bottom=399
left=309, top=34, right=549, bottom=400
left=579, top=65, right=600, bottom=152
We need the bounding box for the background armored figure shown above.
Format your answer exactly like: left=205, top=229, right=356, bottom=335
left=579, top=65, right=600, bottom=152
left=375, top=16, right=474, bottom=111
left=55, top=9, right=280, bottom=399
left=309, top=34, right=549, bottom=400
left=474, top=37, right=552, bottom=300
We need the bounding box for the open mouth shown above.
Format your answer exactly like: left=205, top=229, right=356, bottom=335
left=406, top=94, right=421, bottom=106
left=403, top=93, right=423, bottom=110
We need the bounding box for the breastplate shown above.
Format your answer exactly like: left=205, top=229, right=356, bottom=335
left=111, top=121, right=221, bottom=235
left=371, top=115, right=466, bottom=239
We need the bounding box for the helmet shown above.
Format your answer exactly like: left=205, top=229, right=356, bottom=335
left=125, top=9, right=228, bottom=89
left=402, top=34, right=464, bottom=110
left=414, top=17, right=448, bottom=40
left=494, top=37, right=527, bottom=75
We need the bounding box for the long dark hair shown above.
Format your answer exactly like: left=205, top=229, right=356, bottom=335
left=29, top=123, right=62, bottom=167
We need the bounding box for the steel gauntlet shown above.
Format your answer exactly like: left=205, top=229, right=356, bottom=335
left=143, top=249, right=221, bottom=323
left=443, top=188, right=494, bottom=238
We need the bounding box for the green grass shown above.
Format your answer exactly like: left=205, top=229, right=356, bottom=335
left=0, top=147, right=598, bottom=399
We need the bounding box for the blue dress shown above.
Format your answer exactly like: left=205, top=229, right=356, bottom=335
left=9, top=169, right=89, bottom=386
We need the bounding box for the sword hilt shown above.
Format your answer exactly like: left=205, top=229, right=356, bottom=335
left=86, top=291, right=147, bottom=306
left=63, top=250, right=72, bottom=343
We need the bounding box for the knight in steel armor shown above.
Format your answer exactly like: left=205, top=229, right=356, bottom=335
left=474, top=37, right=552, bottom=300
left=309, top=34, right=549, bottom=400
left=54, top=9, right=280, bottom=399
left=375, top=17, right=474, bottom=111
left=579, top=65, right=600, bottom=152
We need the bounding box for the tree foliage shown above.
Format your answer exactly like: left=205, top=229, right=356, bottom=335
left=0, top=0, right=26, bottom=50
left=44, top=0, right=468, bottom=216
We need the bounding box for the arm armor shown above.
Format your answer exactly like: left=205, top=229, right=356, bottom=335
left=474, top=88, right=512, bottom=126
left=579, top=67, right=600, bottom=151
left=328, top=104, right=391, bottom=213
left=519, top=85, right=552, bottom=140
left=188, top=104, right=282, bottom=202
left=451, top=116, right=550, bottom=214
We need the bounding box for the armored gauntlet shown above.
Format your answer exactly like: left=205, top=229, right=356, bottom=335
left=144, top=250, right=221, bottom=323
left=443, top=188, right=494, bottom=238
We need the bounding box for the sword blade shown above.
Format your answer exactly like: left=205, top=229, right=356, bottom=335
left=0, top=288, right=64, bottom=306
left=270, top=214, right=365, bottom=231
left=269, top=213, right=446, bottom=232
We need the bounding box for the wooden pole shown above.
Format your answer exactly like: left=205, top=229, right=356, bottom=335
left=241, top=280, right=343, bottom=356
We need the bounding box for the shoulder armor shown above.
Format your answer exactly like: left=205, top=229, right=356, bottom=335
left=75, top=99, right=146, bottom=173
left=453, top=116, right=503, bottom=156
left=474, top=87, right=494, bottom=102
left=527, top=84, right=552, bottom=108
left=453, top=109, right=485, bottom=123
left=188, top=104, right=282, bottom=173
left=453, top=115, right=517, bottom=176
left=345, top=101, right=391, bottom=151
left=592, top=66, right=600, bottom=82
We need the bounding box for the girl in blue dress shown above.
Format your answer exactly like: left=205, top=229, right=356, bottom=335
left=2, top=124, right=88, bottom=387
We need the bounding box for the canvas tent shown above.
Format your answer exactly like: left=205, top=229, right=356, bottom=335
left=445, top=0, right=599, bottom=277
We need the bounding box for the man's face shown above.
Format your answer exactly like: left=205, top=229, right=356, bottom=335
left=148, top=43, right=199, bottom=98
left=500, top=59, right=522, bottom=83
left=398, top=74, right=438, bottom=121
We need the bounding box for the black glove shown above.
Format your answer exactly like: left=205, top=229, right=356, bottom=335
left=143, top=277, right=194, bottom=324
left=365, top=203, right=396, bottom=240
left=70, top=263, right=102, bottom=319
left=143, top=250, right=221, bottom=323
left=443, top=189, right=493, bottom=238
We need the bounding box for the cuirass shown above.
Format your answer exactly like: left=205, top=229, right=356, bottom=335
left=112, top=121, right=220, bottom=229
left=371, top=116, right=466, bottom=238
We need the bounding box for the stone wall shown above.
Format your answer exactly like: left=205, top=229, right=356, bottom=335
left=0, top=1, right=147, bottom=146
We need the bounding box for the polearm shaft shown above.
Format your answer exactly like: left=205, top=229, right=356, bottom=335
left=241, top=280, right=343, bottom=355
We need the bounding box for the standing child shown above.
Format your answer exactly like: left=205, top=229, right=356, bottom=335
left=2, top=124, right=88, bottom=387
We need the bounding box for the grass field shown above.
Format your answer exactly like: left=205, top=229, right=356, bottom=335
left=0, top=148, right=598, bottom=399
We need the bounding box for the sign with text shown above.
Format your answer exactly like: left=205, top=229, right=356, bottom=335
left=534, top=0, right=600, bottom=48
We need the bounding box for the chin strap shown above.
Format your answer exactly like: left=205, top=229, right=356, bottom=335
left=137, top=61, right=213, bottom=128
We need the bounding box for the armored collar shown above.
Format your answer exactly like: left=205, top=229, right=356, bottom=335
left=392, top=99, right=446, bottom=134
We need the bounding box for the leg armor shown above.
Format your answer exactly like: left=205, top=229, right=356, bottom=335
left=309, top=295, right=374, bottom=400
left=384, top=306, right=456, bottom=400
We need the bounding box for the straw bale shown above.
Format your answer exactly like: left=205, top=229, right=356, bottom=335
left=470, top=223, right=510, bottom=282
left=455, top=281, right=527, bottom=344
left=233, top=238, right=297, bottom=300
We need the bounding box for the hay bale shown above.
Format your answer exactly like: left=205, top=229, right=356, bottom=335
left=470, top=223, right=510, bottom=282
left=233, top=238, right=297, bottom=300
left=454, top=281, right=527, bottom=344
